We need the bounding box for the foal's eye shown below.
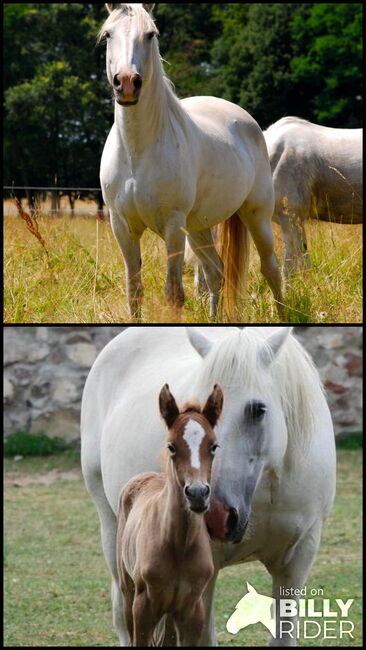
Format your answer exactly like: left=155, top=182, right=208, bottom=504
left=167, top=443, right=176, bottom=456
left=245, top=401, right=267, bottom=423
left=210, top=442, right=220, bottom=455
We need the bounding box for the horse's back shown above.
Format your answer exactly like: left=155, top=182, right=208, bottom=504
left=264, top=117, right=362, bottom=222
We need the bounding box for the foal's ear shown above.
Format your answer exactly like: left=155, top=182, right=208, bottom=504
left=202, top=384, right=223, bottom=428
left=159, top=384, right=180, bottom=429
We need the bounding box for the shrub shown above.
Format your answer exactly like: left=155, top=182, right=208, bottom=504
left=4, top=430, right=67, bottom=457
left=336, top=432, right=363, bottom=450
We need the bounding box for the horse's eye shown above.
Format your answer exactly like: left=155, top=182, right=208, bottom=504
left=167, top=443, right=176, bottom=456
left=105, top=31, right=111, bottom=39
left=146, top=31, right=155, bottom=40
left=210, top=442, right=220, bottom=455
left=245, top=401, right=267, bottom=423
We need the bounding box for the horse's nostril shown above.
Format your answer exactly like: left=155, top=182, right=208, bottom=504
left=113, top=74, right=121, bottom=88
left=184, top=485, right=192, bottom=497
left=227, top=507, right=239, bottom=532
left=133, top=76, right=142, bottom=90
left=202, top=484, right=210, bottom=497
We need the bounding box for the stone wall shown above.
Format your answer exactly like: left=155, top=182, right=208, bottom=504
left=3, top=326, right=362, bottom=442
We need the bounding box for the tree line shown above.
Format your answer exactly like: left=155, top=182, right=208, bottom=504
left=4, top=3, right=362, bottom=205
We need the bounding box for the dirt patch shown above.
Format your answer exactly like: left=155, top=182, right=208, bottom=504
left=4, top=469, right=82, bottom=488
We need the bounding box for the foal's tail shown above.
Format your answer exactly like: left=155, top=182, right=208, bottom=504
left=216, top=213, right=250, bottom=319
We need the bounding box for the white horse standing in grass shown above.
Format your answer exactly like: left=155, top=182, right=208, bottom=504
left=263, top=117, right=362, bottom=278
left=81, top=326, right=336, bottom=646
left=99, top=3, right=283, bottom=319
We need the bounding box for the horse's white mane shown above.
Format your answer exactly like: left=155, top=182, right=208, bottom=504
left=194, top=328, right=324, bottom=453
left=98, top=5, right=187, bottom=137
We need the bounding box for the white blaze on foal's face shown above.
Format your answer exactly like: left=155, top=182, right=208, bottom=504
left=183, top=419, right=206, bottom=469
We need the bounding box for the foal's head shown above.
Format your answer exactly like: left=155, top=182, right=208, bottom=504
left=159, top=384, right=223, bottom=513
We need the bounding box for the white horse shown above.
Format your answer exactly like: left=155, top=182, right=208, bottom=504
left=263, top=117, right=362, bottom=277
left=81, top=326, right=336, bottom=646
left=99, top=3, right=283, bottom=319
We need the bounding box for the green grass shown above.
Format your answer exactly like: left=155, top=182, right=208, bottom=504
left=4, top=449, right=362, bottom=646
left=3, top=208, right=362, bottom=323
left=4, top=430, right=68, bottom=457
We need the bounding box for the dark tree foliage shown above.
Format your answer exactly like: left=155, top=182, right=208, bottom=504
left=4, top=3, right=362, bottom=193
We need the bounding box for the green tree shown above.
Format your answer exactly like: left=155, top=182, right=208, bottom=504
left=291, top=3, right=362, bottom=126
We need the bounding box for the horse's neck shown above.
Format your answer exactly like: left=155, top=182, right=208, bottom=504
left=161, top=465, right=204, bottom=551
left=114, top=69, right=186, bottom=164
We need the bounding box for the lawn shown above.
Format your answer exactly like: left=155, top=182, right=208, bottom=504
left=3, top=204, right=362, bottom=324
left=4, top=448, right=362, bottom=646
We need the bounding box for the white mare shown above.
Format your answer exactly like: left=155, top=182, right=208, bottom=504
left=263, top=117, right=362, bottom=277
left=81, top=326, right=336, bottom=646
left=99, top=4, right=283, bottom=319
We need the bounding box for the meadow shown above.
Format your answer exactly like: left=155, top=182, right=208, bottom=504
left=4, top=447, right=362, bottom=646
left=3, top=200, right=362, bottom=323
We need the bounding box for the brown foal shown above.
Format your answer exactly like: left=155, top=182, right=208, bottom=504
left=116, top=383, right=223, bottom=646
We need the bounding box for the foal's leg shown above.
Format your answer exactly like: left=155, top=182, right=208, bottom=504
left=132, top=589, right=159, bottom=647
left=175, top=598, right=205, bottom=647
left=266, top=520, right=323, bottom=647
left=110, top=212, right=144, bottom=320
left=187, top=228, right=224, bottom=318
left=163, top=212, right=186, bottom=308
left=238, top=206, right=285, bottom=320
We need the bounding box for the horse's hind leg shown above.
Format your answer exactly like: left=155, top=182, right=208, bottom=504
left=187, top=228, right=224, bottom=317
left=110, top=212, right=144, bottom=320
left=163, top=212, right=186, bottom=309
left=278, top=206, right=310, bottom=281
left=266, top=520, right=323, bottom=646
left=238, top=205, right=284, bottom=319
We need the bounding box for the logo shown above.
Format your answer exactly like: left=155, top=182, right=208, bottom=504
left=226, top=583, right=355, bottom=641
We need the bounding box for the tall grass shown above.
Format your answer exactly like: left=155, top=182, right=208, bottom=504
left=3, top=205, right=362, bottom=323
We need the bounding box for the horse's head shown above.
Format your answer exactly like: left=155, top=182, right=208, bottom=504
left=159, top=383, right=223, bottom=514
left=186, top=327, right=292, bottom=544
left=100, top=4, right=158, bottom=106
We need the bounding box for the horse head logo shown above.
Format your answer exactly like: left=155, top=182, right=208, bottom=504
left=226, top=582, right=276, bottom=637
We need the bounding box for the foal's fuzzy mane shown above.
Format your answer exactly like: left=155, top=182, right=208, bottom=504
left=180, top=400, right=201, bottom=414
left=194, top=328, right=326, bottom=455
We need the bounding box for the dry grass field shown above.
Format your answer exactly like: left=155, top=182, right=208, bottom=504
left=3, top=199, right=362, bottom=323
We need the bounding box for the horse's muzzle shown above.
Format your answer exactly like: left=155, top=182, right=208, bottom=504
left=205, top=500, right=248, bottom=544
left=113, top=72, right=142, bottom=105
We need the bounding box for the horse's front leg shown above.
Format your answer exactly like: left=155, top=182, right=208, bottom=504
left=199, top=569, right=219, bottom=646
left=266, top=520, right=323, bottom=647
left=110, top=212, right=144, bottom=320
left=163, top=213, right=186, bottom=309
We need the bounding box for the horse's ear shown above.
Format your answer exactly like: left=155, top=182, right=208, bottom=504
left=142, top=3, right=155, bottom=13
left=105, top=3, right=125, bottom=12
left=159, top=384, right=180, bottom=429
left=202, top=384, right=223, bottom=428
left=247, top=582, right=257, bottom=594
left=260, top=327, right=293, bottom=367
left=186, top=327, right=213, bottom=358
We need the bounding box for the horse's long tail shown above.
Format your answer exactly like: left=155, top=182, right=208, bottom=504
left=216, top=212, right=250, bottom=319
